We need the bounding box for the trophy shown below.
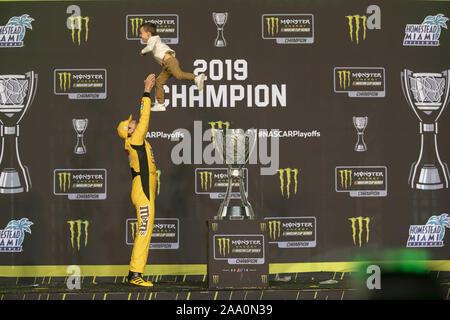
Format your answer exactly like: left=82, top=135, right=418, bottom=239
left=212, top=128, right=257, bottom=219
left=401, top=69, right=450, bottom=190
left=0, top=71, right=37, bottom=194
left=353, top=116, right=368, bottom=152
left=212, top=12, right=228, bottom=47
left=73, top=118, right=88, bottom=154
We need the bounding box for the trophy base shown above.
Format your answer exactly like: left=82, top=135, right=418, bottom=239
left=215, top=40, right=226, bottom=47
left=355, top=145, right=366, bottom=152
left=75, top=148, right=86, bottom=155
left=409, top=162, right=449, bottom=190
left=0, top=168, right=24, bottom=194
left=216, top=206, right=255, bottom=220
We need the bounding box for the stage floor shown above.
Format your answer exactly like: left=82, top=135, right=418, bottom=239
left=0, top=272, right=448, bottom=300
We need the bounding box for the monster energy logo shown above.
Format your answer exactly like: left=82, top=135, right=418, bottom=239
left=58, top=172, right=72, bottom=192
left=338, top=70, right=351, bottom=89
left=277, top=168, right=298, bottom=198
left=58, top=72, right=72, bottom=92
left=266, top=17, right=279, bottom=36
left=209, top=121, right=230, bottom=143
left=130, top=17, right=144, bottom=37
left=67, top=220, right=89, bottom=250
left=339, top=169, right=353, bottom=189
left=261, top=274, right=268, bottom=283
left=130, top=221, right=138, bottom=240
left=68, top=16, right=89, bottom=45
left=199, top=171, right=213, bottom=191
left=260, top=222, right=266, bottom=232
left=346, top=15, right=367, bottom=44
left=217, top=237, right=230, bottom=256
left=348, top=217, right=370, bottom=247
left=268, top=221, right=281, bottom=240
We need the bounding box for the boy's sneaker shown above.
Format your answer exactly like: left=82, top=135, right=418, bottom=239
left=127, top=271, right=154, bottom=287
left=151, top=101, right=166, bottom=112
left=195, top=73, right=206, bottom=91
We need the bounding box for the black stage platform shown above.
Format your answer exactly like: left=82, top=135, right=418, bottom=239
left=1, top=272, right=448, bottom=300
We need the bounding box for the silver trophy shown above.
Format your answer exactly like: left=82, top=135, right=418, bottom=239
left=0, top=71, right=37, bottom=194
left=212, top=12, right=228, bottom=47
left=73, top=118, right=88, bottom=154
left=401, top=69, right=450, bottom=190
left=212, top=128, right=257, bottom=220
left=353, top=116, right=368, bottom=152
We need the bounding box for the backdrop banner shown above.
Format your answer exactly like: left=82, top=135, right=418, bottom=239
left=0, top=0, right=449, bottom=276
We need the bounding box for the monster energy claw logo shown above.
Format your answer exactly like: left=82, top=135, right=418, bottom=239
left=217, top=237, right=230, bottom=256
left=278, top=168, right=298, bottom=198
left=130, top=18, right=143, bottom=37
left=68, top=16, right=89, bottom=45
left=58, top=72, right=71, bottom=92
left=67, top=220, right=89, bottom=250
left=266, top=17, right=279, bottom=36
left=209, top=121, right=230, bottom=143
left=338, top=70, right=351, bottom=89
left=339, top=169, right=353, bottom=189
left=348, top=217, right=370, bottom=247
left=199, top=171, right=213, bottom=191
left=58, top=172, right=72, bottom=192
left=346, top=5, right=381, bottom=44
left=268, top=221, right=281, bottom=240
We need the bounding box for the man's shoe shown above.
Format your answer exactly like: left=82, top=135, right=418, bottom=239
left=127, top=271, right=154, bottom=287
left=151, top=102, right=166, bottom=112
left=195, top=73, right=205, bottom=91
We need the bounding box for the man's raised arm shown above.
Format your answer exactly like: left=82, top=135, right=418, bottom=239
left=130, top=74, right=155, bottom=144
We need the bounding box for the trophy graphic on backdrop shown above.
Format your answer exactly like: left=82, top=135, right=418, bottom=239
left=212, top=12, right=228, bottom=47
left=401, top=69, right=450, bottom=190
left=73, top=118, right=88, bottom=154
left=353, top=116, right=368, bottom=152
left=0, top=71, right=37, bottom=194
left=212, top=128, right=257, bottom=219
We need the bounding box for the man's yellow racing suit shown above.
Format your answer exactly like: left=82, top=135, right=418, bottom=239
left=124, top=94, right=157, bottom=274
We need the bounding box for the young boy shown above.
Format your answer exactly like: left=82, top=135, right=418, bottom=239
left=139, top=22, right=205, bottom=111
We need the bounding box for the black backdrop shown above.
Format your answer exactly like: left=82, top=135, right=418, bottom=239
left=0, top=0, right=449, bottom=274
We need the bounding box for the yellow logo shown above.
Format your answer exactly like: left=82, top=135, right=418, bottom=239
left=156, top=169, right=161, bottom=196
left=212, top=274, right=219, bottom=284
left=130, top=17, right=144, bottom=37
left=217, top=237, right=230, bottom=256
left=67, top=220, right=89, bottom=250
left=261, top=274, right=268, bottom=283
left=338, top=169, right=353, bottom=189
left=212, top=222, right=218, bottom=232
left=58, top=172, right=71, bottom=192
left=346, top=15, right=367, bottom=44
left=199, top=171, right=213, bottom=191
left=130, top=221, right=138, bottom=240
left=277, top=168, right=298, bottom=198
left=348, top=217, right=370, bottom=247
left=58, top=72, right=72, bottom=92
left=68, top=16, right=89, bottom=45
left=337, top=70, right=351, bottom=89
left=265, top=17, right=279, bottom=36
left=268, top=220, right=281, bottom=240
left=209, top=121, right=230, bottom=143
left=260, top=222, right=267, bottom=232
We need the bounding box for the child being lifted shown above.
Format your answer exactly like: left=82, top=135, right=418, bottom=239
left=139, top=22, right=205, bottom=111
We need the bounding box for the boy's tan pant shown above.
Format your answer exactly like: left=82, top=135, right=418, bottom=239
left=155, top=56, right=195, bottom=104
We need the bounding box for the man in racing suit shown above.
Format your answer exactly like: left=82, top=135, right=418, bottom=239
left=117, top=74, right=157, bottom=287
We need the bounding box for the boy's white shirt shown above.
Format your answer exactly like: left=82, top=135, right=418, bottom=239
left=141, top=35, right=175, bottom=65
